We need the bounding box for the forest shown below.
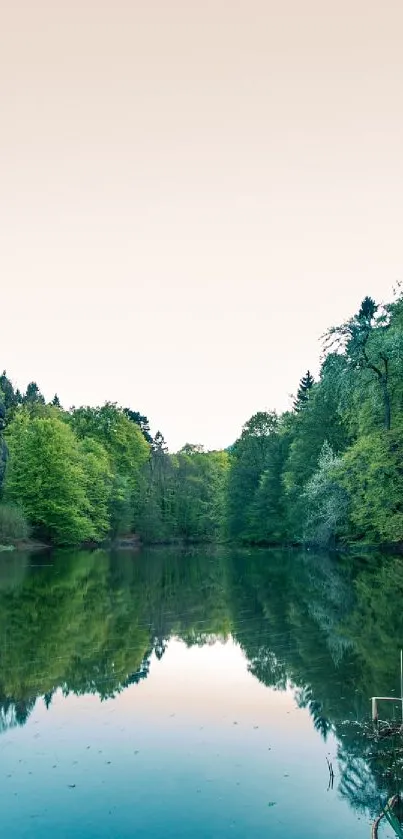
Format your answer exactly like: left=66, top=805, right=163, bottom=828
left=1, top=288, right=403, bottom=548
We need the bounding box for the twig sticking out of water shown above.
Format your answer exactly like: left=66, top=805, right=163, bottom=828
left=326, top=757, right=334, bottom=790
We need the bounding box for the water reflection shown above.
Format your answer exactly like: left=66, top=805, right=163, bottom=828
left=0, top=546, right=403, bottom=834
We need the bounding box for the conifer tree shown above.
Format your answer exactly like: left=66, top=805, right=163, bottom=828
left=293, top=370, right=315, bottom=412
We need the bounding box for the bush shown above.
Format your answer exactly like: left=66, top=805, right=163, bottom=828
left=0, top=504, right=30, bottom=544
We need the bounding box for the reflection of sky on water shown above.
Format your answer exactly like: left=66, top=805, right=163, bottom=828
left=0, top=639, right=370, bottom=838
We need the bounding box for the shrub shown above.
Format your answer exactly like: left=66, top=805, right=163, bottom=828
left=0, top=504, right=30, bottom=544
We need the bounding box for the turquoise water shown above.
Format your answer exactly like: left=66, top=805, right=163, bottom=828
left=0, top=547, right=402, bottom=837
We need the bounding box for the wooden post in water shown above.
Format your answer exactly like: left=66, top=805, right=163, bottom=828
left=371, top=653, right=403, bottom=723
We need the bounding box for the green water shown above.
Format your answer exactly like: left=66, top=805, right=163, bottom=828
left=0, top=546, right=402, bottom=838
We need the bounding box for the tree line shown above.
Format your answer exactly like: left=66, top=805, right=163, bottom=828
left=0, top=382, right=229, bottom=546
left=227, top=289, right=403, bottom=546
left=1, top=287, right=403, bottom=546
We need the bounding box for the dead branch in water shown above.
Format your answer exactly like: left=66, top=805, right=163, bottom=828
left=372, top=795, right=401, bottom=839
left=326, top=757, right=334, bottom=790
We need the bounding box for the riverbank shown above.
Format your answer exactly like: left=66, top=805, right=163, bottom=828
left=1, top=533, right=403, bottom=555
left=0, top=539, right=51, bottom=553
left=0, top=533, right=143, bottom=553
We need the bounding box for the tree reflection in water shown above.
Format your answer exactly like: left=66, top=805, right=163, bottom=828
left=0, top=546, right=403, bottom=826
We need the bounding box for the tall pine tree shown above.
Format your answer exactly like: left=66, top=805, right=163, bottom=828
left=293, top=371, right=315, bottom=412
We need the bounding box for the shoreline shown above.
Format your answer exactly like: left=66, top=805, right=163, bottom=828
left=0, top=539, right=51, bottom=553
left=1, top=535, right=403, bottom=555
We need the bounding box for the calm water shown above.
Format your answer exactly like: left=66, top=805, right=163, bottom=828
left=0, top=546, right=402, bottom=838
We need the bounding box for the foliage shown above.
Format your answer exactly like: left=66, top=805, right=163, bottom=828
left=2, top=288, right=403, bottom=546
left=324, top=295, right=398, bottom=432
left=226, top=289, right=403, bottom=546
left=0, top=395, right=7, bottom=496
left=243, top=430, right=289, bottom=544
left=303, top=442, right=348, bottom=546
left=293, top=369, right=315, bottom=412
left=69, top=403, right=149, bottom=478
left=138, top=444, right=230, bottom=544
left=171, top=447, right=229, bottom=542
left=69, top=403, right=150, bottom=535
left=227, top=411, right=283, bottom=542
left=5, top=411, right=93, bottom=545
left=78, top=437, right=114, bottom=541
left=123, top=408, right=153, bottom=444
left=282, top=380, right=349, bottom=537
left=0, top=371, right=22, bottom=417
left=23, top=381, right=45, bottom=405
left=108, top=473, right=134, bottom=538
left=337, top=430, right=403, bottom=543
left=0, top=503, right=29, bottom=544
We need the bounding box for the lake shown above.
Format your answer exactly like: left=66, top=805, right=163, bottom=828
left=0, top=546, right=402, bottom=838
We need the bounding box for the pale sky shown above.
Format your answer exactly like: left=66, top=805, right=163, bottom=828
left=1, top=0, right=402, bottom=451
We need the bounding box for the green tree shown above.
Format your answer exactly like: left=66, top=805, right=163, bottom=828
left=324, top=296, right=397, bottom=431
left=123, top=408, right=153, bottom=445
left=293, top=370, right=315, bottom=412
left=303, top=442, right=348, bottom=546
left=5, top=411, right=93, bottom=544
left=70, top=403, right=149, bottom=477
left=283, top=379, right=349, bottom=539
left=227, top=412, right=281, bottom=541
left=70, top=403, right=149, bottom=534
left=138, top=431, right=176, bottom=542
left=152, top=430, right=168, bottom=454
left=108, top=474, right=133, bottom=538
left=0, top=372, right=22, bottom=421
left=0, top=504, right=29, bottom=545
left=78, top=437, right=113, bottom=541
left=23, top=381, right=45, bottom=405
left=337, top=430, right=403, bottom=543
left=0, top=396, right=7, bottom=495
left=171, top=447, right=229, bottom=542
left=245, top=431, right=289, bottom=543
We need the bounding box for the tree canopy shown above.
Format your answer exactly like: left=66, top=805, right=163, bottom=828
left=2, top=287, right=403, bottom=547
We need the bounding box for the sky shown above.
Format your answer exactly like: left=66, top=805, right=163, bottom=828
left=1, top=1, right=402, bottom=451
